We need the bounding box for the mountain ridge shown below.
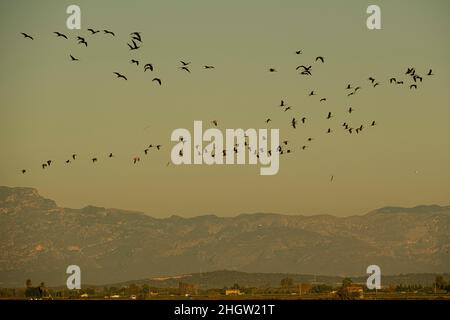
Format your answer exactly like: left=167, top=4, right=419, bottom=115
left=1, top=186, right=449, bottom=287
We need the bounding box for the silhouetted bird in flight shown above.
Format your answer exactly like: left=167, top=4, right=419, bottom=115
left=211, top=120, right=218, bottom=127
left=266, top=118, right=271, bottom=123
left=326, top=112, right=332, bottom=119
left=390, top=78, right=397, bottom=84
left=103, top=29, right=115, bottom=36
left=152, top=78, right=162, bottom=85
left=327, top=128, right=332, bottom=133
left=20, top=32, right=34, bottom=40
left=284, top=106, right=291, bottom=112
left=130, top=32, right=142, bottom=42
left=301, top=117, right=306, bottom=124
left=204, top=65, right=215, bottom=69
left=406, top=67, right=415, bottom=75
left=108, top=153, right=114, bottom=158
left=413, top=75, right=423, bottom=82
left=269, top=68, right=277, bottom=72
left=54, top=32, right=68, bottom=39
left=315, top=56, right=324, bottom=63
left=78, top=37, right=87, bottom=47
left=346, top=84, right=352, bottom=89
left=113, top=72, right=127, bottom=80
left=373, top=82, right=380, bottom=88
left=280, top=100, right=286, bottom=107
left=128, top=39, right=140, bottom=50
left=131, top=59, right=139, bottom=66
left=371, top=121, right=376, bottom=126
left=348, top=107, right=354, bottom=113
left=72, top=154, right=77, bottom=160
left=21, top=169, right=26, bottom=174
left=320, top=98, right=327, bottom=102
left=309, top=91, right=316, bottom=96
left=368, top=77, right=375, bottom=83
left=144, top=149, right=149, bottom=155
left=180, top=60, right=191, bottom=66
left=427, top=69, right=434, bottom=76
left=291, top=118, right=297, bottom=129
left=296, top=65, right=311, bottom=72
left=92, top=158, right=98, bottom=163
left=133, top=157, right=140, bottom=164
left=410, top=84, right=417, bottom=89
left=70, top=54, right=79, bottom=61
left=156, top=145, right=162, bottom=150
left=144, top=63, right=153, bottom=72
left=295, top=50, right=302, bottom=54
left=180, top=66, right=190, bottom=73
left=42, top=163, right=47, bottom=169
left=47, top=160, right=52, bottom=166
left=87, top=28, right=100, bottom=35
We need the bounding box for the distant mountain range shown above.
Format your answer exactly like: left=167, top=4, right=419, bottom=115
left=0, top=186, right=449, bottom=287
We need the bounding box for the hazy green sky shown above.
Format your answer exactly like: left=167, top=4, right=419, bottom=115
left=0, top=0, right=449, bottom=217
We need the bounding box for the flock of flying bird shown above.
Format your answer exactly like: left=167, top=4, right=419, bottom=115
left=18, top=29, right=435, bottom=177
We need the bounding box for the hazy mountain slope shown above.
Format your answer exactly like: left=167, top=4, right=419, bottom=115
left=0, top=186, right=449, bottom=287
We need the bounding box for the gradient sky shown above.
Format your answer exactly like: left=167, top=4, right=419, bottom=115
left=0, top=0, right=449, bottom=217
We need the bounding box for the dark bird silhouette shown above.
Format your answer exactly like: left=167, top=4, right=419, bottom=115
left=21, top=169, right=26, bottom=174
left=156, top=145, right=162, bottom=150
left=410, top=84, right=417, bottom=89
left=291, top=118, right=297, bottom=129
left=265, top=118, right=271, bottom=123
left=371, top=120, right=376, bottom=126
left=315, top=56, right=324, bottom=63
left=346, top=84, right=352, bottom=90
left=70, top=54, right=79, bottom=61
left=280, top=100, right=287, bottom=107
left=301, top=117, right=306, bottom=124
left=296, top=65, right=311, bottom=72
left=72, top=154, right=77, bottom=160
left=103, top=29, right=115, bottom=36
left=302, top=145, right=308, bottom=150
left=284, top=106, right=291, bottom=112
left=307, top=137, right=313, bottom=141
left=326, top=112, right=332, bottom=119
left=354, top=86, right=361, bottom=92
left=66, top=160, right=71, bottom=164
left=309, top=91, right=316, bottom=96
left=390, top=78, right=397, bottom=84
left=92, top=158, right=98, bottom=163
left=368, top=77, right=376, bottom=83
left=133, top=156, right=140, bottom=164
left=373, top=82, right=380, bottom=88
left=78, top=38, right=88, bottom=47
left=144, top=148, right=149, bottom=155
left=108, top=153, right=114, bottom=158
left=347, top=91, right=355, bottom=97
left=54, top=32, right=68, bottom=39
left=320, top=98, right=327, bottom=102
left=211, top=120, right=218, bottom=127
left=131, top=59, right=139, bottom=66
left=269, top=68, right=277, bottom=72
left=180, top=66, right=190, bottom=73
left=406, top=67, right=415, bottom=75
left=42, top=163, right=47, bottom=169
left=397, top=81, right=404, bottom=84
left=204, top=65, right=215, bottom=69
left=130, top=32, right=142, bottom=42
left=348, top=107, right=354, bottom=113
left=152, top=78, right=162, bottom=85
left=127, top=39, right=140, bottom=50
left=327, top=128, right=332, bottom=133
left=144, top=63, right=153, bottom=72
left=180, top=60, right=191, bottom=66
left=20, top=32, right=34, bottom=40
left=330, top=175, right=334, bottom=182
left=427, top=69, right=434, bottom=76
left=413, top=75, right=423, bottom=82
left=295, top=49, right=303, bottom=55
left=47, top=160, right=52, bottom=166
left=113, top=72, right=127, bottom=80
left=87, top=28, right=100, bottom=35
